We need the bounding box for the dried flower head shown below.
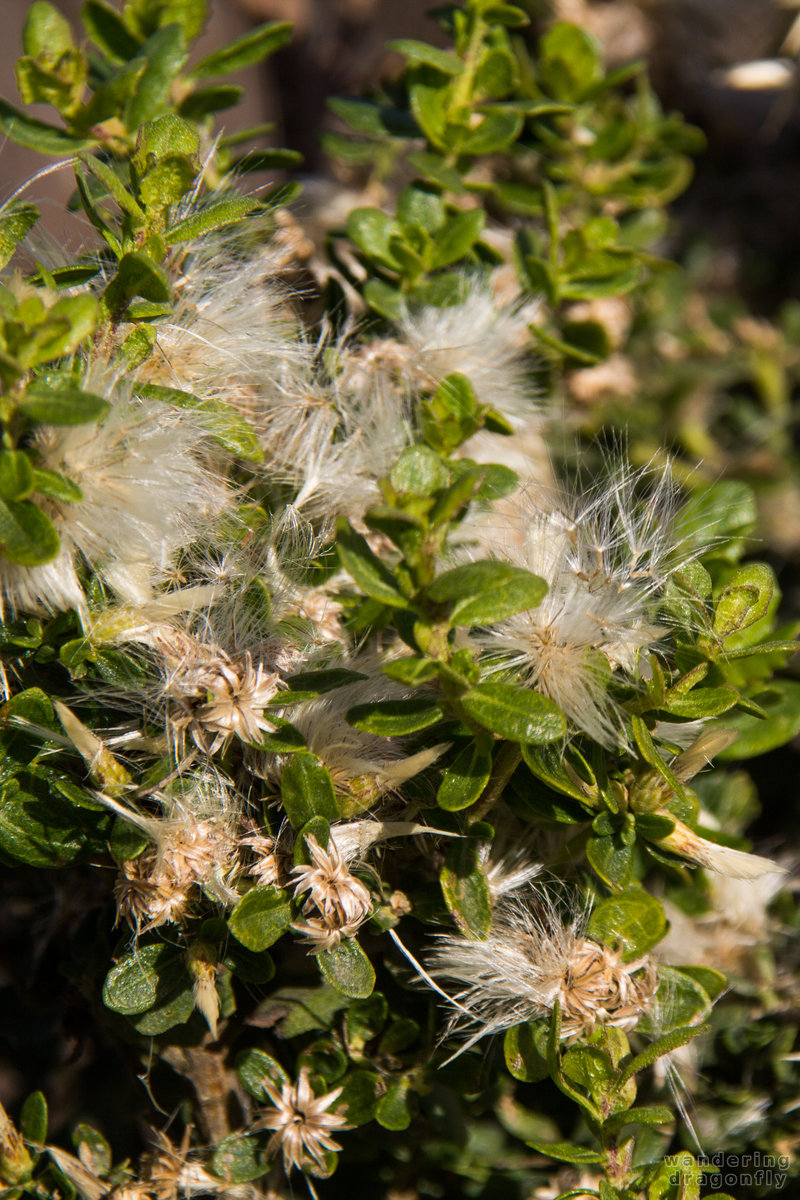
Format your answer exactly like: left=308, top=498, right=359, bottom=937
left=291, top=833, right=372, bottom=950
left=157, top=636, right=282, bottom=754
left=474, top=462, right=683, bottom=747
left=141, top=1129, right=259, bottom=1200
left=114, top=788, right=240, bottom=930
left=241, top=827, right=281, bottom=889
left=427, top=886, right=658, bottom=1055
left=256, top=1067, right=347, bottom=1174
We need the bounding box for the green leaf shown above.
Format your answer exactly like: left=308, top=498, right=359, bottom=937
left=126, top=25, right=188, bottom=129
left=387, top=39, right=463, bottom=75
left=294, top=816, right=331, bottom=867
left=562, top=1045, right=615, bottom=1099
left=72, top=1125, right=111, bottom=1177
left=0, top=499, right=59, bottom=567
left=382, top=656, right=438, bottom=684
left=524, top=1138, right=605, bottom=1166
left=127, top=978, right=197, bottom=1038
left=539, top=22, right=602, bottom=101
left=0, top=203, right=39, bottom=269
left=482, top=4, right=530, bottom=27
left=236, top=1048, right=289, bottom=1102
left=297, top=1036, right=348, bottom=1085
left=164, top=195, right=259, bottom=244
left=228, top=887, right=293, bottom=952
left=652, top=966, right=712, bottom=1032
left=390, top=446, right=449, bottom=496
left=676, top=965, right=726, bottom=1002
left=134, top=112, right=199, bottom=164
left=137, top=382, right=262, bottom=461
left=191, top=21, right=291, bottom=78
left=105, top=251, right=170, bottom=313
left=0, top=452, right=34, bottom=502
left=19, top=383, right=110, bottom=426
left=379, top=1017, right=420, bottom=1055
left=586, top=890, right=667, bottom=960
left=662, top=686, right=738, bottom=719
left=82, top=1, right=142, bottom=61
left=328, top=96, right=417, bottom=138
left=716, top=681, right=800, bottom=757
left=345, top=993, right=388, bottom=1050
left=713, top=563, right=775, bottom=641
left=223, top=940, right=275, bottom=985
left=615, top=1024, right=708, bottom=1089
left=663, top=561, right=712, bottom=628
left=318, top=938, right=375, bottom=999
left=78, top=154, right=145, bottom=222
left=363, top=278, right=405, bottom=321
left=431, top=209, right=485, bottom=268
left=337, top=520, right=409, bottom=607
left=397, top=185, right=446, bottom=233
left=129, top=982, right=194, bottom=1034
left=255, top=984, right=347, bottom=1037
left=212, top=1134, right=269, bottom=1184
left=347, top=207, right=401, bottom=270
left=337, top=1070, right=381, bottom=1126
left=280, top=751, right=339, bottom=828
left=19, top=1091, right=48, bottom=1144
left=2, top=685, right=54, bottom=727
left=440, top=822, right=492, bottom=938
left=461, top=682, right=566, bottom=743
left=0, top=98, right=93, bottom=154
left=102, top=943, right=184, bottom=1015
left=437, top=735, right=492, bottom=811
left=460, top=109, right=523, bottom=155
left=285, top=668, right=368, bottom=697
left=521, top=742, right=596, bottom=805
left=31, top=467, right=83, bottom=503
left=23, top=2, right=74, bottom=56
left=676, top=481, right=756, bottom=555
left=428, top=561, right=547, bottom=627
left=504, top=1021, right=549, bottom=1082
left=601, top=1104, right=673, bottom=1134
left=80, top=58, right=147, bottom=130
left=346, top=697, right=443, bottom=736
left=108, top=816, right=150, bottom=863
left=179, top=83, right=244, bottom=120
left=0, top=782, right=99, bottom=866
left=375, top=1077, right=415, bottom=1130
left=586, top=827, right=634, bottom=890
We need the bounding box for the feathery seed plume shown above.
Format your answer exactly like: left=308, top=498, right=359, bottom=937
left=427, top=885, right=658, bottom=1055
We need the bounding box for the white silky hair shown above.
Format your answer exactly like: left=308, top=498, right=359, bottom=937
left=472, top=459, right=687, bottom=746
left=1, top=389, right=230, bottom=617
left=397, top=285, right=538, bottom=426
left=426, top=885, right=593, bottom=1055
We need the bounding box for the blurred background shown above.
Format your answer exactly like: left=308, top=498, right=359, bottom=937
left=4, top=0, right=800, bottom=307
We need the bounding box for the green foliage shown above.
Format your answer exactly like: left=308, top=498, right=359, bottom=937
left=0, top=3, right=796, bottom=1200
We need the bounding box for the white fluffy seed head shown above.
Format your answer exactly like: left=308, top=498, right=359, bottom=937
left=396, top=286, right=537, bottom=426
left=2, top=393, right=230, bottom=617
left=474, top=461, right=685, bottom=747
left=427, top=885, right=658, bottom=1054
left=136, top=220, right=300, bottom=404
